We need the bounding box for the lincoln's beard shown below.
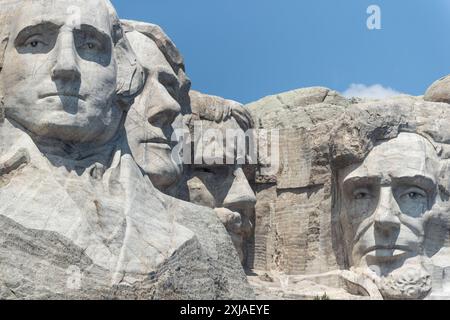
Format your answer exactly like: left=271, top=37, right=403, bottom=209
left=374, top=258, right=432, bottom=300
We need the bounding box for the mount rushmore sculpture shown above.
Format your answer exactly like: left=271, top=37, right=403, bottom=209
left=1, top=0, right=450, bottom=300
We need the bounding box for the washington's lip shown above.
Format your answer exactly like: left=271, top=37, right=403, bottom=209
left=39, top=92, right=86, bottom=101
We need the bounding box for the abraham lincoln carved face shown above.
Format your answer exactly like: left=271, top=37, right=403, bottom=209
left=338, top=133, right=441, bottom=299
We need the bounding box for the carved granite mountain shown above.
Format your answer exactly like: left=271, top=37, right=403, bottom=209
left=0, top=0, right=253, bottom=300
left=247, top=88, right=450, bottom=300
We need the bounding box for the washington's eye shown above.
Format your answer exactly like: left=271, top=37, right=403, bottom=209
left=76, top=36, right=102, bottom=52
left=24, top=39, right=46, bottom=48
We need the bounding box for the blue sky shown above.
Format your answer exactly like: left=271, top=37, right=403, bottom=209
left=112, top=0, right=450, bottom=104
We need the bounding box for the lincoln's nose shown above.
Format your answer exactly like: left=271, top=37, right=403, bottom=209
left=374, top=187, right=401, bottom=233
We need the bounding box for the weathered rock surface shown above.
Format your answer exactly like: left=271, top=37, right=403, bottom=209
left=425, top=75, right=450, bottom=104
left=247, top=87, right=349, bottom=276
left=0, top=0, right=253, bottom=300
left=246, top=88, right=450, bottom=299
left=3, top=0, right=450, bottom=302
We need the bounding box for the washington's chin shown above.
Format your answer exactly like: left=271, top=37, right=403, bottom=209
left=6, top=98, right=120, bottom=142
left=7, top=115, right=119, bottom=144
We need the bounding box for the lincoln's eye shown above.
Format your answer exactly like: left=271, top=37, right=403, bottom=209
left=87, top=43, right=95, bottom=49
left=408, top=192, right=423, bottom=200
left=30, top=41, right=38, bottom=47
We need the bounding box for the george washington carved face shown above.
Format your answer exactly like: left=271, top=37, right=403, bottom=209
left=0, top=0, right=136, bottom=144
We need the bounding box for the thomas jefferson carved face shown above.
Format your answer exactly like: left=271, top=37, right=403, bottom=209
left=339, top=133, right=440, bottom=273
left=1, top=0, right=121, bottom=144
left=125, top=30, right=182, bottom=189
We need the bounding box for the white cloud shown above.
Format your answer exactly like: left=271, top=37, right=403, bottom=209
left=342, top=83, right=403, bottom=99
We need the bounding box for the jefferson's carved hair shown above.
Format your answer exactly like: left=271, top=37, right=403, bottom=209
left=121, top=19, right=192, bottom=115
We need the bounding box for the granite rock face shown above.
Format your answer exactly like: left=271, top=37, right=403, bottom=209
left=425, top=75, right=450, bottom=104
left=2, top=0, right=450, bottom=302
left=247, top=87, right=349, bottom=276
left=247, top=89, right=450, bottom=299
left=0, top=0, right=252, bottom=300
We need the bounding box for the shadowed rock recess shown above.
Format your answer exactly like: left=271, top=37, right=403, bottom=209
left=2, top=0, right=450, bottom=301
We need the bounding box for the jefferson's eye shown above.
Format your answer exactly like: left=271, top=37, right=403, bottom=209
left=30, top=41, right=39, bottom=47
left=77, top=39, right=101, bottom=52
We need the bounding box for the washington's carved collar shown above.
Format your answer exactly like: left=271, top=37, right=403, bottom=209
left=0, top=148, right=29, bottom=176
left=0, top=117, right=128, bottom=178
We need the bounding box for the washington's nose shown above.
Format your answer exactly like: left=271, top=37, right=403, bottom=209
left=374, top=187, right=401, bottom=232
left=223, top=167, right=257, bottom=209
left=51, top=30, right=81, bottom=81
left=148, top=88, right=181, bottom=128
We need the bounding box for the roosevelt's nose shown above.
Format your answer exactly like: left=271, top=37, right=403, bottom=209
left=374, top=187, right=401, bottom=232
left=147, top=84, right=181, bottom=129
left=223, top=167, right=257, bottom=210
left=51, top=29, right=81, bottom=81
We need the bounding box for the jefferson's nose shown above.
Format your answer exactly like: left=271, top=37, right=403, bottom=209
left=148, top=85, right=181, bottom=128
left=374, top=187, right=401, bottom=232
left=223, top=167, right=257, bottom=210
left=51, top=30, right=81, bottom=81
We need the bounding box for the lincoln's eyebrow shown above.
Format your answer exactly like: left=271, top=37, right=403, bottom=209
left=14, top=22, right=61, bottom=46
left=342, top=176, right=379, bottom=188
left=392, top=175, right=437, bottom=193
